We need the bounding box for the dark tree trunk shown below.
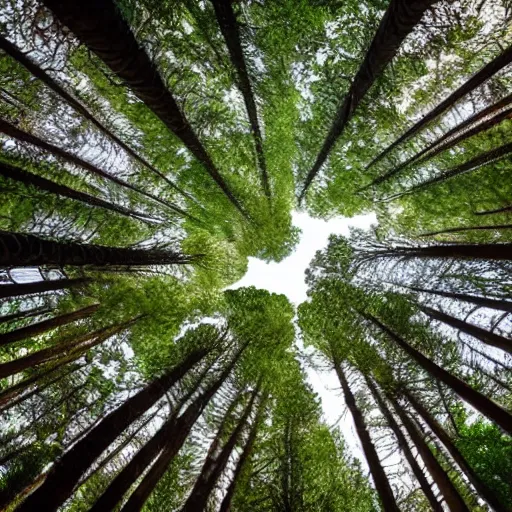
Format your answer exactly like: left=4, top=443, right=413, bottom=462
left=403, top=389, right=511, bottom=512
left=0, top=303, right=99, bottom=348
left=181, top=387, right=258, bottom=512
left=419, top=304, right=512, bottom=355
left=41, top=0, right=249, bottom=220
left=367, top=44, right=512, bottom=169
left=365, top=378, right=443, bottom=511
left=387, top=393, right=470, bottom=511
left=334, top=363, right=400, bottom=511
left=419, top=223, right=512, bottom=237
left=475, top=204, right=512, bottom=216
left=0, top=34, right=197, bottom=204
left=299, top=0, right=435, bottom=199
left=0, top=277, right=90, bottom=300
left=14, top=345, right=209, bottom=511
left=0, top=305, right=53, bottom=325
left=0, top=230, right=198, bottom=267
left=0, top=119, right=194, bottom=220
left=0, top=161, right=161, bottom=225
left=211, top=0, right=270, bottom=199
left=118, top=344, right=250, bottom=512
left=365, top=313, right=512, bottom=434
left=400, top=284, right=512, bottom=313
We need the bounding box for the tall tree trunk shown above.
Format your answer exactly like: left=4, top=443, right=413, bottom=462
left=0, top=303, right=99, bottom=347
left=475, top=204, right=512, bottom=216
left=419, top=304, right=512, bottom=355
left=0, top=277, right=90, bottom=299
left=418, top=223, right=512, bottom=237
left=0, top=305, right=53, bottom=325
left=387, top=393, right=470, bottom=511
left=41, top=0, right=250, bottom=220
left=0, top=33, right=197, bottom=205
left=211, top=0, right=270, bottom=199
left=365, top=313, right=512, bottom=434
left=367, top=44, right=512, bottom=169
left=299, top=0, right=435, bottom=200
left=334, top=363, right=400, bottom=511
left=181, top=387, right=259, bottom=512
left=365, top=377, right=443, bottom=511
left=14, top=345, right=209, bottom=512
left=0, top=160, right=161, bottom=225
left=399, top=283, right=512, bottom=313
left=403, top=388, right=511, bottom=512
left=219, top=394, right=267, bottom=512
left=0, top=230, right=198, bottom=267
left=117, top=343, right=250, bottom=512
left=361, top=93, right=512, bottom=190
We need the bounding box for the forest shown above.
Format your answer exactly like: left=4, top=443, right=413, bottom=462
left=0, top=0, right=511, bottom=510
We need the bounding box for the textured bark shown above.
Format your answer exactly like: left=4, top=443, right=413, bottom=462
left=15, top=345, right=209, bottom=512
left=365, top=313, right=512, bottom=434
left=299, top=0, right=435, bottom=199
left=334, top=363, right=400, bottom=511
left=388, top=394, right=470, bottom=512
left=367, top=44, right=512, bottom=169
left=400, top=284, right=512, bottom=313
left=0, top=277, right=90, bottom=299
left=211, top=0, right=270, bottom=199
left=420, top=304, right=512, bottom=355
left=365, top=378, right=443, bottom=511
left=41, top=0, right=249, bottom=220
left=0, top=230, right=198, bottom=267
left=0, top=305, right=52, bottom=325
left=403, top=389, right=511, bottom=512
left=181, top=387, right=258, bottom=512
left=0, top=119, right=193, bottom=219
left=0, top=160, right=160, bottom=225
left=419, top=223, right=512, bottom=237
left=0, top=303, right=99, bottom=347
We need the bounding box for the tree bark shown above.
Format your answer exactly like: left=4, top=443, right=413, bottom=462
left=387, top=393, right=470, bottom=511
left=0, top=118, right=194, bottom=220
left=418, top=223, right=512, bottom=237
left=211, top=0, right=270, bottom=199
left=0, top=160, right=161, bottom=225
left=299, top=0, right=435, bottom=200
left=419, top=304, right=512, bottom=355
left=0, top=303, right=99, bottom=347
left=365, top=313, right=512, bottom=434
left=0, top=277, right=90, bottom=299
left=0, top=230, right=198, bottom=267
left=14, top=345, right=209, bottom=512
left=41, top=0, right=250, bottom=220
left=365, top=378, right=443, bottom=511
left=403, top=388, right=511, bottom=512
left=334, top=363, right=400, bottom=511
left=367, top=44, right=512, bottom=169
left=0, top=305, right=53, bottom=325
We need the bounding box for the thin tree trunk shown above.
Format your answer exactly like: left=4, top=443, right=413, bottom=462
left=460, top=339, right=511, bottom=372
left=0, top=277, right=90, bottom=300
left=0, top=303, right=99, bottom=347
left=41, top=0, right=250, bottom=220
left=418, top=223, right=512, bottom=237
left=117, top=345, right=250, bottom=512
left=365, top=377, right=443, bottom=512
left=361, top=93, right=512, bottom=190
left=403, top=389, right=510, bottom=512
left=365, top=313, right=512, bottom=434
left=181, top=387, right=259, bottom=512
left=419, top=304, right=512, bottom=355
left=299, top=0, right=435, bottom=200
left=0, top=119, right=195, bottom=220
left=0, top=33, right=198, bottom=205
left=14, top=345, right=210, bottom=512
left=367, top=44, right=512, bottom=169
left=464, top=361, right=512, bottom=393
left=0, top=160, right=161, bottom=225
left=475, top=204, right=512, bottom=216
left=0, top=305, right=53, bottom=325
left=0, top=230, right=199, bottom=267
left=399, top=283, right=512, bottom=313
left=219, top=394, right=266, bottom=512
left=387, top=393, right=470, bottom=511
left=211, top=0, right=270, bottom=199
left=334, top=363, right=400, bottom=511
